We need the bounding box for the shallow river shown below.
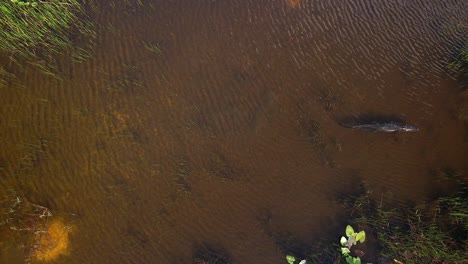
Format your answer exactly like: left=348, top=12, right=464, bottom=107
left=0, top=0, right=467, bottom=263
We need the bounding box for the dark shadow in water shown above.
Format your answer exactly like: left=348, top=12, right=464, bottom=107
left=332, top=170, right=363, bottom=201
left=121, top=224, right=150, bottom=256
left=255, top=209, right=311, bottom=261
left=427, top=167, right=467, bottom=200
left=272, top=231, right=311, bottom=261
left=296, top=116, right=338, bottom=168
left=317, top=86, right=341, bottom=112
left=192, top=243, right=231, bottom=264
left=297, top=117, right=323, bottom=146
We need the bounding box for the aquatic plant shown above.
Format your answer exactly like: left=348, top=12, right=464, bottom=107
left=340, top=225, right=365, bottom=264
left=175, top=159, right=191, bottom=194
left=275, top=231, right=333, bottom=264
left=106, top=63, right=144, bottom=92
left=143, top=41, right=163, bottom=56
left=207, top=152, right=239, bottom=182
left=121, top=0, right=144, bottom=8
left=0, top=0, right=95, bottom=67
left=341, top=181, right=468, bottom=264
left=0, top=192, right=74, bottom=262
left=193, top=244, right=231, bottom=264
left=447, top=45, right=468, bottom=120
left=0, top=191, right=57, bottom=262
left=449, top=44, right=468, bottom=93
left=285, top=255, right=306, bottom=264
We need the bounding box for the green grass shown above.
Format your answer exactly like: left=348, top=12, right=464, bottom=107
left=0, top=0, right=95, bottom=68
left=342, top=183, right=468, bottom=264
left=373, top=207, right=466, bottom=263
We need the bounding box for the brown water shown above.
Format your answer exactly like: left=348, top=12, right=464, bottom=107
left=1, top=0, right=467, bottom=263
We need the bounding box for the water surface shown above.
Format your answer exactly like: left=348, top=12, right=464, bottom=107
left=1, top=0, right=467, bottom=263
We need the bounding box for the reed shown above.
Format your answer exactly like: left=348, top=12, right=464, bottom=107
left=342, top=183, right=467, bottom=264
left=449, top=45, right=468, bottom=90
left=284, top=178, right=467, bottom=264
left=143, top=41, right=162, bottom=56
left=0, top=0, right=95, bottom=67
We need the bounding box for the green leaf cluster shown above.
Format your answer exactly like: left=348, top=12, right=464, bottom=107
left=345, top=256, right=361, bottom=264
left=286, top=255, right=295, bottom=264
left=340, top=225, right=366, bottom=264
left=285, top=255, right=307, bottom=264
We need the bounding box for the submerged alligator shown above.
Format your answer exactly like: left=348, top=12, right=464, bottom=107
left=344, top=122, right=418, bottom=132
left=338, top=115, right=418, bottom=132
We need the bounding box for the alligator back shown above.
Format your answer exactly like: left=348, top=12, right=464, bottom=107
left=337, top=115, right=418, bottom=132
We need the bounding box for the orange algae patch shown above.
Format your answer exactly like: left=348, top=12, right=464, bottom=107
left=34, top=219, right=72, bottom=261
left=287, top=0, right=303, bottom=9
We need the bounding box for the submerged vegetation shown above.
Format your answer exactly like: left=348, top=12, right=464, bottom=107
left=282, top=177, right=467, bottom=264
left=449, top=45, right=468, bottom=121
left=340, top=225, right=366, bottom=264
left=142, top=41, right=163, bottom=56
left=0, top=191, right=72, bottom=263
left=341, top=181, right=467, bottom=264
left=193, top=244, right=231, bottom=264
left=449, top=45, right=468, bottom=84
left=0, top=1, right=466, bottom=263
left=0, top=0, right=95, bottom=72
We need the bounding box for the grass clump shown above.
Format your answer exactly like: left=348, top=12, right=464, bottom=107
left=193, top=243, right=231, bottom=264
left=449, top=44, right=468, bottom=91
left=0, top=0, right=94, bottom=65
left=142, top=41, right=162, bottom=56
left=447, top=44, right=468, bottom=121
left=343, top=182, right=467, bottom=264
